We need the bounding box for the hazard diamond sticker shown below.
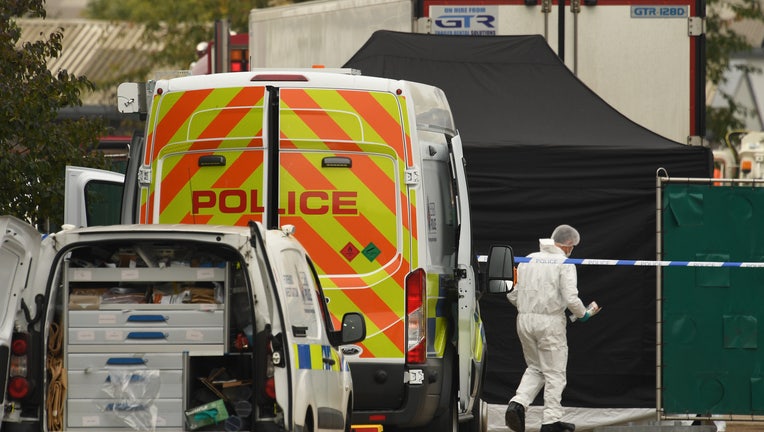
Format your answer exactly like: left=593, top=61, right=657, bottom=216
left=362, top=243, right=381, bottom=262
left=341, top=242, right=360, bottom=261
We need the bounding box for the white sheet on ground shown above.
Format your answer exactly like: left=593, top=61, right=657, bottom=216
left=487, top=404, right=663, bottom=432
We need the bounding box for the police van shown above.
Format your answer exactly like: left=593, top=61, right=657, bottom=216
left=0, top=215, right=365, bottom=431
left=74, top=69, right=513, bottom=431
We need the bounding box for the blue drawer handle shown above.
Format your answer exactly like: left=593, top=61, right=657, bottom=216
left=106, top=357, right=146, bottom=366
left=127, top=314, right=167, bottom=323
left=105, top=403, right=146, bottom=412
left=126, top=331, right=166, bottom=340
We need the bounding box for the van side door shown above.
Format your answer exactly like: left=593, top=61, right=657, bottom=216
left=64, top=166, right=125, bottom=227
left=0, top=216, right=42, bottom=421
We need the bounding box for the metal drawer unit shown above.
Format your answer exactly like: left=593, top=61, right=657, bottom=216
left=63, top=265, right=229, bottom=430
left=66, top=399, right=183, bottom=429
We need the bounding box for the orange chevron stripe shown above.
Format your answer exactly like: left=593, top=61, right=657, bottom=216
left=196, top=87, right=264, bottom=139
left=180, top=213, right=213, bottom=224
left=151, top=89, right=213, bottom=161
left=211, top=151, right=265, bottom=189
left=338, top=90, right=405, bottom=156
left=351, top=153, right=396, bottom=214
left=280, top=89, right=362, bottom=149
left=382, top=315, right=405, bottom=354
left=280, top=153, right=335, bottom=191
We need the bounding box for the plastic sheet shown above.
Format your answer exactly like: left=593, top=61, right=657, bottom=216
left=98, top=369, right=160, bottom=431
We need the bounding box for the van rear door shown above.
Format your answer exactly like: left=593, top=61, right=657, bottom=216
left=64, top=166, right=125, bottom=227
left=275, top=86, right=410, bottom=359
left=0, top=216, right=42, bottom=421
left=145, top=86, right=268, bottom=226
left=275, top=86, right=411, bottom=411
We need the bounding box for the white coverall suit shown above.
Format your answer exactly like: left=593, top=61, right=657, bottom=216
left=507, top=238, right=588, bottom=425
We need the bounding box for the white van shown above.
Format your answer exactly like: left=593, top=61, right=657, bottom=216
left=111, top=69, right=514, bottom=431
left=0, top=216, right=365, bottom=431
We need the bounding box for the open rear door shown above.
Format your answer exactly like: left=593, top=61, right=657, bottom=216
left=0, top=216, right=41, bottom=421
left=451, top=133, right=481, bottom=417
left=64, top=166, right=125, bottom=227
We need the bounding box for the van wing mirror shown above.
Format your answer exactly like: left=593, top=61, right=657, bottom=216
left=117, top=82, right=148, bottom=114
left=331, top=312, right=366, bottom=346
left=485, top=245, right=515, bottom=294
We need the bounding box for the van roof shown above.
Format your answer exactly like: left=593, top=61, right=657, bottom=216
left=157, top=69, right=435, bottom=94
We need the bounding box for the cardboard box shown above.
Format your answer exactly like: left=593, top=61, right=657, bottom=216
left=68, top=294, right=101, bottom=310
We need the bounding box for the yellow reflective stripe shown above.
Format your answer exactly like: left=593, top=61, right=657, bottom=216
left=473, top=312, right=485, bottom=362
left=293, top=344, right=341, bottom=371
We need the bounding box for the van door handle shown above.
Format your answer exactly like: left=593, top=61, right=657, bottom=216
left=323, top=357, right=336, bottom=366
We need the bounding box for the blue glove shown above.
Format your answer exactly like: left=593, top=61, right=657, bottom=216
left=578, top=311, right=591, bottom=322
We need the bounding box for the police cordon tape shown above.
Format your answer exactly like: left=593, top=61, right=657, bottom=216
left=476, top=255, right=764, bottom=267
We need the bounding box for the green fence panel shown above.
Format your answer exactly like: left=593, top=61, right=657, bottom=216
left=662, top=182, right=764, bottom=416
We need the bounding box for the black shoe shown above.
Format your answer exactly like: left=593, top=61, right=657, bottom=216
left=540, top=421, right=576, bottom=432
left=504, top=401, right=525, bottom=432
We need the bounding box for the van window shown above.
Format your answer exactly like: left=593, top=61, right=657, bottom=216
left=420, top=131, right=457, bottom=270
left=84, top=179, right=123, bottom=226
left=278, top=249, right=321, bottom=339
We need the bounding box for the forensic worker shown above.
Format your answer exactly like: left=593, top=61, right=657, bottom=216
left=504, top=224, right=598, bottom=432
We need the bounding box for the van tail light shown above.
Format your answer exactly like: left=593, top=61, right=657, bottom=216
left=11, top=338, right=27, bottom=356
left=8, top=332, right=31, bottom=400
left=7, top=377, right=29, bottom=399
left=9, top=355, right=27, bottom=377
left=406, top=269, right=426, bottom=364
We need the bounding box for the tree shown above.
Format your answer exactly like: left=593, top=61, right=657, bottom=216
left=705, top=0, right=764, bottom=143
left=0, top=0, right=110, bottom=232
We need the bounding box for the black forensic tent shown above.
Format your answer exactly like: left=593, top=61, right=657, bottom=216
left=344, top=31, right=712, bottom=409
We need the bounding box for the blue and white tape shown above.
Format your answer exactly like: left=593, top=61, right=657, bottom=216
left=477, top=255, right=764, bottom=268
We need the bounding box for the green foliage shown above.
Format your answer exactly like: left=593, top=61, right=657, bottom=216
left=0, top=0, right=109, bottom=231
left=705, top=0, right=764, bottom=141
left=85, top=0, right=269, bottom=75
